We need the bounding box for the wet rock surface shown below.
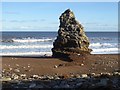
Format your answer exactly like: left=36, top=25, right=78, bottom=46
left=2, top=72, right=120, bottom=89
left=52, top=9, right=92, bottom=58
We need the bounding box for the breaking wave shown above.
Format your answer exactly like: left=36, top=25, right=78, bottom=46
left=91, top=48, right=119, bottom=54
left=0, top=45, right=53, bottom=49
left=89, top=43, right=118, bottom=48
left=2, top=38, right=53, bottom=43
left=0, top=52, right=52, bottom=56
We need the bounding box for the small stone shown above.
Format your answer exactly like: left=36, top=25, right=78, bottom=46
left=11, top=73, right=19, bottom=80
left=81, top=74, right=88, bottom=78
left=9, top=68, right=12, bottom=71
left=62, top=84, right=70, bottom=88
left=54, top=85, right=59, bottom=88
left=104, top=68, right=107, bottom=70
left=20, top=74, right=26, bottom=77
left=54, top=65, right=58, bottom=68
left=8, top=65, right=10, bottom=67
left=14, top=69, right=20, bottom=73
left=76, top=82, right=83, bottom=87
left=2, top=77, right=11, bottom=81
left=32, top=75, right=39, bottom=79
left=113, top=72, right=120, bottom=75
left=96, top=78, right=108, bottom=86
left=75, top=74, right=81, bottom=78
left=35, top=85, right=44, bottom=88
left=29, top=83, right=36, bottom=88
left=58, top=64, right=64, bottom=67
left=81, top=63, right=84, bottom=66
left=54, top=76, right=60, bottom=80
left=16, top=64, right=19, bottom=67
left=47, top=76, right=54, bottom=80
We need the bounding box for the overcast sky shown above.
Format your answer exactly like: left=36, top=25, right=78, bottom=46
left=2, top=2, right=118, bottom=32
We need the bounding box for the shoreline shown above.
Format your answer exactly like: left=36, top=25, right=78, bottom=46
left=1, top=53, right=119, bottom=57
left=1, top=54, right=120, bottom=89
left=2, top=54, right=119, bottom=76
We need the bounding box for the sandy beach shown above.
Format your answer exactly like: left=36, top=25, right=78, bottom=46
left=2, top=54, right=119, bottom=77
left=1, top=54, right=120, bottom=89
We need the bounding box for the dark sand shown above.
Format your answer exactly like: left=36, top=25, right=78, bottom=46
left=2, top=54, right=119, bottom=77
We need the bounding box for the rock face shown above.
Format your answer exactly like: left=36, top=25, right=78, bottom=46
left=52, top=9, right=92, bottom=58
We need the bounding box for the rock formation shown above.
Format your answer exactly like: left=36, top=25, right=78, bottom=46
left=52, top=9, right=92, bottom=58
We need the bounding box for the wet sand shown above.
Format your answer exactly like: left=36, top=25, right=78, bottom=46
left=1, top=54, right=120, bottom=89
left=2, top=54, right=119, bottom=77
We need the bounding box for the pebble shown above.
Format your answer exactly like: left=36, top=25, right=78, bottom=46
left=11, top=73, right=19, bottom=80
left=54, top=76, right=60, bottom=80
left=75, top=74, right=81, bottom=78
left=75, top=82, right=83, bottom=87
left=16, top=64, right=19, bottom=67
left=32, top=75, right=39, bottom=79
left=81, top=74, right=88, bottom=78
left=113, top=72, right=120, bottom=75
left=14, top=69, right=20, bottom=73
left=28, top=65, right=30, bottom=68
left=47, top=76, right=54, bottom=80
left=104, top=68, right=106, bottom=70
left=8, top=65, right=10, bottom=67
left=96, top=78, right=108, bottom=86
left=29, top=83, right=36, bottom=88
left=20, top=74, right=26, bottom=77
left=35, top=85, right=44, bottom=88
left=2, top=77, right=11, bottom=81
left=81, top=63, right=84, bottom=66
left=1, top=70, right=120, bottom=89
left=9, top=68, right=13, bottom=71
left=54, top=65, right=58, bottom=68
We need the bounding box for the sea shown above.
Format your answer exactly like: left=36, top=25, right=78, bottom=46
left=0, top=32, right=119, bottom=56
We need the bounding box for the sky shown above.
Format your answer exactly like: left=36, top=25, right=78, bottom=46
left=1, top=2, right=118, bottom=32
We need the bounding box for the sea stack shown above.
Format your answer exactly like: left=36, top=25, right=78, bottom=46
left=52, top=9, right=92, bottom=58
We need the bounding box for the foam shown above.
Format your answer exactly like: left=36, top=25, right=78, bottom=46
left=0, top=52, right=52, bottom=56
left=89, top=43, right=116, bottom=48
left=12, top=38, right=53, bottom=43
left=91, top=48, right=119, bottom=54
left=0, top=45, right=53, bottom=49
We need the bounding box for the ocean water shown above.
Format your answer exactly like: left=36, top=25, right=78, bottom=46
left=0, top=32, right=119, bottom=56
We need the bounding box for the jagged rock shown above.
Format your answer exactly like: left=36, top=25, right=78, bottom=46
left=52, top=9, right=92, bottom=58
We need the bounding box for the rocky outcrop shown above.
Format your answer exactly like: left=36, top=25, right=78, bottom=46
left=52, top=9, right=92, bottom=58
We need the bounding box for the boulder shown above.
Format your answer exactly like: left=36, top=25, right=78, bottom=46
left=52, top=9, right=92, bottom=58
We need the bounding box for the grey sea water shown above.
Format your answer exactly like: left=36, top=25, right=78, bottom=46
left=0, top=32, right=119, bottom=56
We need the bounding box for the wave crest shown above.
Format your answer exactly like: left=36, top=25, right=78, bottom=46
left=0, top=45, right=53, bottom=49
left=2, top=38, right=53, bottom=43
